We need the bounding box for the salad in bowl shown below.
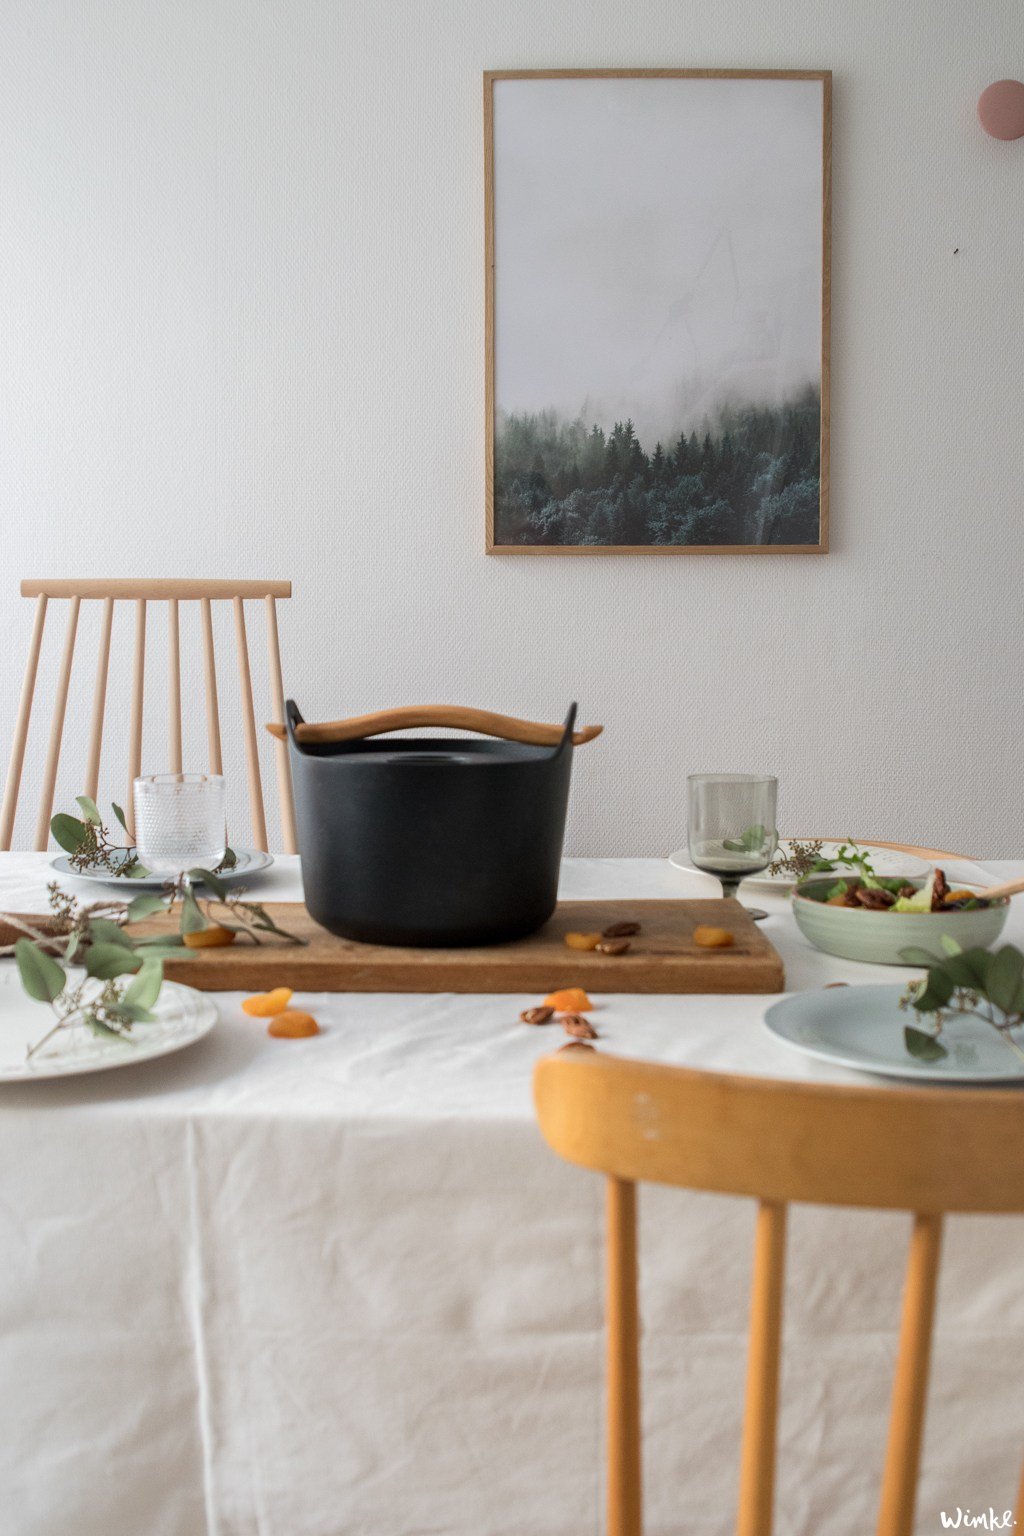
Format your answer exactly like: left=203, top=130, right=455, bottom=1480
left=792, top=846, right=1008, bottom=965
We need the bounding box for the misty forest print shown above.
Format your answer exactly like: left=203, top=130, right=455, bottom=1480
left=494, top=389, right=821, bottom=547
left=488, top=72, right=829, bottom=550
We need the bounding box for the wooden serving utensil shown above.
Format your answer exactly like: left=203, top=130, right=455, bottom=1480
left=961, top=876, right=1024, bottom=903
left=266, top=706, right=603, bottom=749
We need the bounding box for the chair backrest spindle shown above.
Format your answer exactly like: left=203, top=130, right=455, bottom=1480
left=168, top=598, right=182, bottom=774
left=0, top=593, right=48, bottom=850
left=265, top=594, right=297, bottom=854
left=34, top=595, right=81, bottom=850
left=232, top=595, right=269, bottom=851
left=534, top=1052, right=1024, bottom=1536
left=2, top=580, right=294, bottom=853
left=85, top=595, right=115, bottom=802
left=200, top=596, right=224, bottom=776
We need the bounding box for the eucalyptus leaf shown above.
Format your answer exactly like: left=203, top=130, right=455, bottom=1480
left=220, top=847, right=238, bottom=870
left=85, top=943, right=143, bottom=981
left=130, top=943, right=190, bottom=961
left=125, top=864, right=150, bottom=880
left=904, top=1026, right=948, bottom=1062
left=134, top=935, right=186, bottom=951
left=179, top=890, right=207, bottom=935
left=111, top=802, right=129, bottom=832
left=85, top=1013, right=133, bottom=1044
left=123, top=959, right=163, bottom=1012
left=189, top=868, right=228, bottom=901
left=88, top=917, right=132, bottom=947
left=986, top=947, right=1024, bottom=1016
left=940, top=935, right=963, bottom=958
left=126, top=892, right=168, bottom=921
left=912, top=968, right=955, bottom=1012
left=15, top=939, right=66, bottom=1003
left=75, top=795, right=102, bottom=824
left=50, top=813, right=88, bottom=854
left=898, top=946, right=942, bottom=969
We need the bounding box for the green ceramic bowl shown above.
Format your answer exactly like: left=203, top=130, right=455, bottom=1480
left=791, top=879, right=1009, bottom=965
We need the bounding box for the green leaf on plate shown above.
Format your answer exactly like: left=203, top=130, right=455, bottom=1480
left=84, top=1013, right=133, bottom=1044
left=123, top=959, right=163, bottom=1012
left=111, top=802, right=129, bottom=832
left=904, top=1026, right=948, bottom=1062
left=15, top=939, right=66, bottom=1003
left=85, top=943, right=142, bottom=981
left=912, top=968, right=956, bottom=1012
left=50, top=814, right=88, bottom=853
left=987, top=946, right=1024, bottom=1016
left=75, top=795, right=102, bottom=824
left=220, top=847, right=238, bottom=870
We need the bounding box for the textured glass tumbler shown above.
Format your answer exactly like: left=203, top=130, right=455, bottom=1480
left=133, top=774, right=226, bottom=877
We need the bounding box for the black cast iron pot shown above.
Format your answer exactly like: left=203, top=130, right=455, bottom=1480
left=283, top=701, right=601, bottom=947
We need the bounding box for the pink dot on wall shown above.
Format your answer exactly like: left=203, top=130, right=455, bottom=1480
left=978, top=79, right=1024, bottom=140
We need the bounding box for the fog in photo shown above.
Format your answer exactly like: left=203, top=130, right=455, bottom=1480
left=491, top=75, right=825, bottom=548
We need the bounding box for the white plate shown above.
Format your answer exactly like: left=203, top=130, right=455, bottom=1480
left=668, top=841, right=932, bottom=893
left=50, top=847, right=274, bottom=890
left=764, top=984, right=1024, bottom=1083
left=0, top=968, right=218, bottom=1081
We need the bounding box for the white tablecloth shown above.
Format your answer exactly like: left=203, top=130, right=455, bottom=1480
left=0, top=854, right=1021, bottom=1535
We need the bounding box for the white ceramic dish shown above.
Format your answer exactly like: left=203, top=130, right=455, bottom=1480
left=764, top=984, right=1024, bottom=1083
left=50, top=847, right=274, bottom=890
left=0, top=968, right=218, bottom=1081
left=668, top=841, right=931, bottom=893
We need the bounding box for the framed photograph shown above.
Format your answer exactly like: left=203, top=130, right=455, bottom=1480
left=485, top=70, right=831, bottom=554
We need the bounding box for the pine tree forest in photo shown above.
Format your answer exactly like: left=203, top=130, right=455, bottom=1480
left=493, top=386, right=821, bottom=548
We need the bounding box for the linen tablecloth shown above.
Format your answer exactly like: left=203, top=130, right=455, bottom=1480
left=0, top=855, right=1021, bottom=1536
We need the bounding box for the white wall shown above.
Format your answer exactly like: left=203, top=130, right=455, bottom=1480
left=1, top=0, right=1022, bottom=856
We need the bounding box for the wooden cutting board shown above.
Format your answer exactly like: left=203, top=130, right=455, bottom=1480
left=147, top=900, right=784, bottom=994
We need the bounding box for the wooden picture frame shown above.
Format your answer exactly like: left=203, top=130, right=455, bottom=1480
left=485, top=70, right=831, bottom=555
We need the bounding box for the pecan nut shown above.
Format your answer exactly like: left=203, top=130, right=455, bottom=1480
left=520, top=1005, right=555, bottom=1025
left=561, top=1014, right=598, bottom=1040
left=602, top=920, right=641, bottom=938
left=596, top=937, right=631, bottom=955
left=853, top=887, right=895, bottom=910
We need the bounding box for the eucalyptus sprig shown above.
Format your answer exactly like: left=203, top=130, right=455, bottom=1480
left=51, top=798, right=238, bottom=879
left=0, top=793, right=305, bottom=1061
left=899, top=938, right=1024, bottom=1065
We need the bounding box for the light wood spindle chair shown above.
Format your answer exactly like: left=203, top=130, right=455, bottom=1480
left=0, top=579, right=296, bottom=853
left=533, top=1049, right=1024, bottom=1536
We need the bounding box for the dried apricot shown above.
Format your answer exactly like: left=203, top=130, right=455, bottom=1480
left=693, top=926, right=734, bottom=949
left=242, top=987, right=293, bottom=1017
left=267, top=1010, right=320, bottom=1039
left=543, top=987, right=594, bottom=1013
left=943, top=890, right=976, bottom=905
left=182, top=925, right=236, bottom=949
left=564, top=931, right=601, bottom=951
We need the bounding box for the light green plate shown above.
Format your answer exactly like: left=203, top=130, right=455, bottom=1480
left=764, top=984, right=1024, bottom=1083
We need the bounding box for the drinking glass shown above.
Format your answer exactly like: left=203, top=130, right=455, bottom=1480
left=133, top=774, right=226, bottom=878
left=687, top=774, right=778, bottom=920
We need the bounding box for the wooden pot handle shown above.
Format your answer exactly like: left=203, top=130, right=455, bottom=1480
left=266, top=706, right=603, bottom=749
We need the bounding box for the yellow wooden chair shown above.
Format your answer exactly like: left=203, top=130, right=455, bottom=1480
left=534, top=1048, right=1024, bottom=1536
left=0, top=579, right=296, bottom=852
